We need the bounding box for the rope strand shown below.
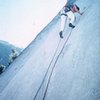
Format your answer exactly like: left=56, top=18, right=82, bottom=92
left=42, top=29, right=73, bottom=100
left=33, top=39, right=61, bottom=100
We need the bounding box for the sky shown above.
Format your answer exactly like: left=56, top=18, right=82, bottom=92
left=0, top=0, right=66, bottom=48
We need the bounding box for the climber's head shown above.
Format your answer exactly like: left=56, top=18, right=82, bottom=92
left=71, top=4, right=80, bottom=13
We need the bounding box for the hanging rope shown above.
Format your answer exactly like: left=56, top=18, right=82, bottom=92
left=42, top=29, right=73, bottom=100
left=33, top=39, right=61, bottom=100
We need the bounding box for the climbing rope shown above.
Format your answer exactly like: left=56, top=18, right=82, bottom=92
left=33, top=38, right=61, bottom=100
left=42, top=29, right=73, bottom=100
